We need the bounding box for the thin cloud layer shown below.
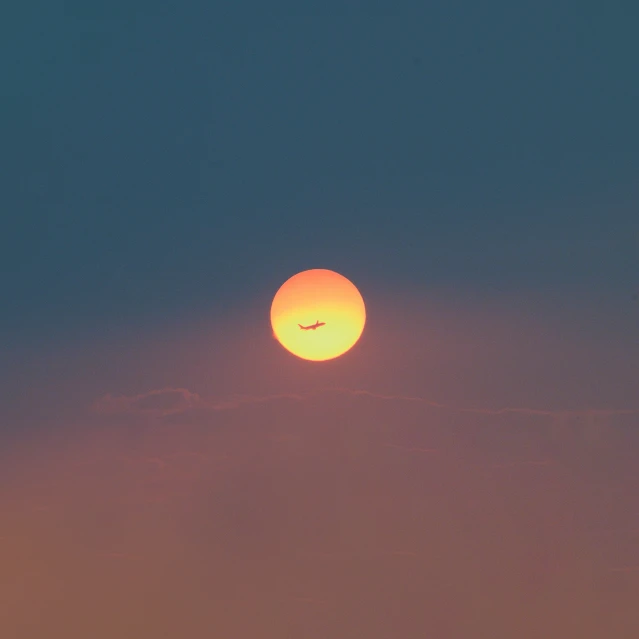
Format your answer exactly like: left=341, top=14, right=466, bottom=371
left=92, top=385, right=639, bottom=431
left=93, top=387, right=206, bottom=417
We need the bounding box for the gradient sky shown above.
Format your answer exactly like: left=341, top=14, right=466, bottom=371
left=1, top=3, right=639, bottom=637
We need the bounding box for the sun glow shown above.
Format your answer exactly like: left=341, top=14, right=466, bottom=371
left=270, top=269, right=366, bottom=362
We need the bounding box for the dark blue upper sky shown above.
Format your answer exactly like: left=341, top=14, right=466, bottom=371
left=2, top=1, right=638, bottom=341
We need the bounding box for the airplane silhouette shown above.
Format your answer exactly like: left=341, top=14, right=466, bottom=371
left=298, top=320, right=326, bottom=331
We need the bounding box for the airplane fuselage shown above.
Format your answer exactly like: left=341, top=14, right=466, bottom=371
left=298, top=321, right=326, bottom=331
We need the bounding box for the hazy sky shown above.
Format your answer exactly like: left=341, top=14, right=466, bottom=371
left=1, top=3, right=638, bottom=637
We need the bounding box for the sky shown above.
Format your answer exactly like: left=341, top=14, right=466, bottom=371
left=1, top=2, right=639, bottom=637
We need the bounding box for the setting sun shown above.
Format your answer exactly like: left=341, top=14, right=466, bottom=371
left=270, top=269, right=366, bottom=361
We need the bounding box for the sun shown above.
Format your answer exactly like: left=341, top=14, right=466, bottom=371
left=270, top=269, right=366, bottom=361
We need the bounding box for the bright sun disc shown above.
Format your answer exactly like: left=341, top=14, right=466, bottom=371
left=270, top=269, right=366, bottom=362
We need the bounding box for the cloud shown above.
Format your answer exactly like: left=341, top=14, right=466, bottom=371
left=91, top=385, right=639, bottom=425
left=92, top=387, right=205, bottom=417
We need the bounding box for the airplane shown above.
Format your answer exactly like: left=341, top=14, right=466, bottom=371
left=298, top=320, right=326, bottom=331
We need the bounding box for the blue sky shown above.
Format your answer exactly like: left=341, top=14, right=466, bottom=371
left=2, top=2, right=637, bottom=341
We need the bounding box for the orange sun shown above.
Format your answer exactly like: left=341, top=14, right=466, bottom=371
left=270, top=269, right=366, bottom=361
